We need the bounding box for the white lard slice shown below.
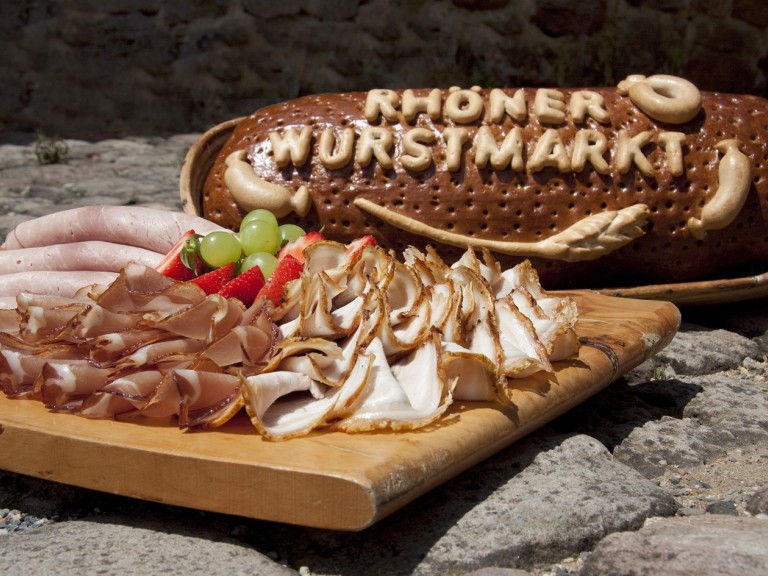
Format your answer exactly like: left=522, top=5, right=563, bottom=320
left=336, top=335, right=452, bottom=432
left=442, top=341, right=499, bottom=402
left=495, top=296, right=552, bottom=377
left=242, top=354, right=372, bottom=440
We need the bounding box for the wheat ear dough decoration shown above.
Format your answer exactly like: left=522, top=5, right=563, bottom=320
left=224, top=150, right=312, bottom=218
left=354, top=198, right=650, bottom=262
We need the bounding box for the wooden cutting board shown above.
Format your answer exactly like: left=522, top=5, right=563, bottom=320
left=0, top=291, right=679, bottom=531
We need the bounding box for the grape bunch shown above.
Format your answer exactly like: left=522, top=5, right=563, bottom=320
left=198, top=209, right=306, bottom=278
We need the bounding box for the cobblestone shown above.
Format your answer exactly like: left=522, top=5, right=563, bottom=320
left=0, top=135, right=766, bottom=575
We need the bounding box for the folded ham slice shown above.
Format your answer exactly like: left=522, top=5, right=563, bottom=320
left=0, top=271, right=117, bottom=299
left=0, top=241, right=164, bottom=274
left=2, top=205, right=225, bottom=253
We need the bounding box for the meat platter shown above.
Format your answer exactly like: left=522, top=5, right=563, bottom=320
left=0, top=290, right=679, bottom=531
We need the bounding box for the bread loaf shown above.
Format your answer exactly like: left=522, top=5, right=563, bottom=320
left=201, top=74, right=768, bottom=289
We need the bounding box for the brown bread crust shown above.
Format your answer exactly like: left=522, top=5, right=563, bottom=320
left=202, top=86, right=768, bottom=289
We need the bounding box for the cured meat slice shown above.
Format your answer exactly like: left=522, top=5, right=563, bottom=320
left=442, top=342, right=499, bottom=401
left=0, top=271, right=117, bottom=298
left=242, top=352, right=372, bottom=440
left=152, top=294, right=244, bottom=341
left=175, top=369, right=243, bottom=429
left=2, top=205, right=225, bottom=253
left=87, top=329, right=169, bottom=364
left=495, top=297, right=552, bottom=378
left=0, top=241, right=163, bottom=274
left=111, top=338, right=204, bottom=373
left=138, top=371, right=183, bottom=419
left=95, top=262, right=206, bottom=314
left=0, top=349, right=47, bottom=397
left=79, top=370, right=165, bottom=419
left=39, top=361, right=114, bottom=411
left=17, top=302, right=89, bottom=344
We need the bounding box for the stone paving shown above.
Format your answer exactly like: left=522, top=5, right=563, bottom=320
left=0, top=136, right=766, bottom=575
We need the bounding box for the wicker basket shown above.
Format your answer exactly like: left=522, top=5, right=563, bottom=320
left=178, top=118, right=768, bottom=306
left=179, top=117, right=243, bottom=218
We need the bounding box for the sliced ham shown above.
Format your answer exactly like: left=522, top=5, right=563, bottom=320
left=88, top=329, right=171, bottom=364
left=0, top=348, right=46, bottom=397
left=95, top=262, right=205, bottom=314
left=175, top=369, right=243, bottom=429
left=0, top=271, right=116, bottom=298
left=111, top=338, right=205, bottom=373
left=335, top=336, right=453, bottom=433
left=2, top=205, right=226, bottom=253
left=138, top=371, right=183, bottom=419
left=0, top=241, right=164, bottom=274
left=0, top=306, right=18, bottom=327
left=197, top=324, right=274, bottom=370
left=79, top=371, right=166, bottom=419
left=39, top=361, right=114, bottom=410
left=153, top=294, right=244, bottom=341
left=16, top=301, right=88, bottom=344
left=0, top=261, right=279, bottom=424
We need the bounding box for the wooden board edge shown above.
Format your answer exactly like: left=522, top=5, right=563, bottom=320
left=0, top=410, right=380, bottom=530
left=0, top=293, right=681, bottom=531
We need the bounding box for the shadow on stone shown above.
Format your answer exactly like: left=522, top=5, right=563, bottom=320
left=545, top=377, right=704, bottom=451
left=232, top=432, right=675, bottom=575
left=680, top=300, right=768, bottom=339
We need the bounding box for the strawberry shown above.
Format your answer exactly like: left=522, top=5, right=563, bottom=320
left=190, top=263, right=235, bottom=294
left=257, top=255, right=304, bottom=305
left=346, top=235, right=377, bottom=263
left=156, top=230, right=203, bottom=281
left=218, top=265, right=266, bottom=307
left=276, top=231, right=325, bottom=263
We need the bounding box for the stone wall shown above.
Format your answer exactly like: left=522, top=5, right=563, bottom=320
left=1, top=0, right=766, bottom=141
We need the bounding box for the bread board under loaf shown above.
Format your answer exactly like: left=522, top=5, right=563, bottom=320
left=0, top=291, right=679, bottom=530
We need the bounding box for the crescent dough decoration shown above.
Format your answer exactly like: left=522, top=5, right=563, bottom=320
left=202, top=74, right=768, bottom=289
left=224, top=150, right=312, bottom=218
left=687, top=139, right=752, bottom=240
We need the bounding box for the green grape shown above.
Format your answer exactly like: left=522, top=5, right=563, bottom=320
left=278, top=223, right=306, bottom=247
left=240, top=208, right=278, bottom=230
left=240, top=219, right=280, bottom=255
left=240, top=252, right=278, bottom=279
left=200, top=231, right=242, bottom=268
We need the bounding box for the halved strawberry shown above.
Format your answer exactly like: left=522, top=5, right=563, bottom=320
left=257, top=255, right=304, bottom=305
left=190, top=263, right=235, bottom=294
left=346, top=235, right=377, bottom=263
left=218, top=265, right=266, bottom=307
left=156, top=230, right=203, bottom=281
left=276, top=231, right=325, bottom=263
